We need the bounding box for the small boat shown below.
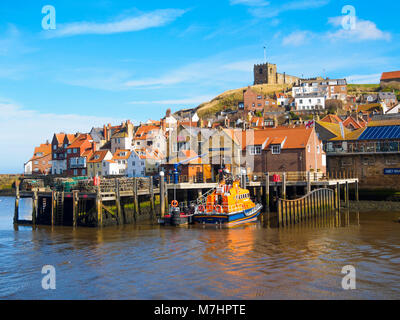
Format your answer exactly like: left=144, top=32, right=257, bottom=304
left=158, top=200, right=194, bottom=226
left=193, top=179, right=262, bottom=226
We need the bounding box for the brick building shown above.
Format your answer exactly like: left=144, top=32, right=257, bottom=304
left=243, top=86, right=279, bottom=114
left=325, top=120, right=400, bottom=189
left=66, top=133, right=96, bottom=176
left=234, top=127, right=326, bottom=175
left=380, top=71, right=400, bottom=89
left=25, top=142, right=52, bottom=175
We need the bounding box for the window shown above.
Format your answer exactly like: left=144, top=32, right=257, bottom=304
left=257, top=95, right=262, bottom=100
left=307, top=145, right=310, bottom=152
left=299, top=99, right=303, bottom=104
left=271, top=145, right=281, bottom=154
left=34, top=161, right=38, bottom=165
left=249, top=146, right=262, bottom=155
left=317, top=145, right=320, bottom=154
left=73, top=169, right=77, bottom=176
left=82, top=169, right=86, bottom=176
left=53, top=145, right=56, bottom=150
left=73, top=148, right=77, bottom=153
left=54, top=154, right=57, bottom=159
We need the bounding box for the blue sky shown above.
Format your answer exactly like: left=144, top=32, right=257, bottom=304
left=0, top=0, right=399, bottom=173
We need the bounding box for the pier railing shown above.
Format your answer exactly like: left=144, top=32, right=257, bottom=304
left=277, top=188, right=336, bottom=227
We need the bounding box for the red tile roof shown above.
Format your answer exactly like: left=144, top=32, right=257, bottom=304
left=320, top=114, right=342, bottom=124
left=381, top=71, right=400, bottom=81
left=88, top=150, right=110, bottom=163
left=112, top=149, right=131, bottom=160
left=67, top=134, right=93, bottom=149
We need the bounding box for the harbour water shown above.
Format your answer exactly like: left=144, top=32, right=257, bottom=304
left=0, top=196, right=399, bottom=299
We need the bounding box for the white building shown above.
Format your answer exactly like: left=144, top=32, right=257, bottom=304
left=127, top=149, right=163, bottom=177
left=295, top=93, right=326, bottom=110
left=293, top=78, right=347, bottom=102
left=133, top=125, right=166, bottom=153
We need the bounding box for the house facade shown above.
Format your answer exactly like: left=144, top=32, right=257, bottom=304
left=26, top=142, right=52, bottom=175
left=87, top=150, right=113, bottom=177
left=51, top=133, right=76, bottom=175
left=66, top=134, right=96, bottom=176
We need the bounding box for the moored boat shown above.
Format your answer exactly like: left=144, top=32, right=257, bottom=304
left=193, top=180, right=262, bottom=226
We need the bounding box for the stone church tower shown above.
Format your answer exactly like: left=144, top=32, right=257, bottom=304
left=253, top=62, right=299, bottom=86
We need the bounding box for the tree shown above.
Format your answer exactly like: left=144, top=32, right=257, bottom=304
left=325, top=99, right=343, bottom=114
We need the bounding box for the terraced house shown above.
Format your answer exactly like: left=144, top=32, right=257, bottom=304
left=66, top=134, right=96, bottom=176
left=51, top=133, right=77, bottom=175
left=87, top=150, right=112, bottom=177
left=24, top=142, right=52, bottom=175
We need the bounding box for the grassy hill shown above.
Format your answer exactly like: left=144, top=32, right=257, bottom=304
left=347, top=84, right=380, bottom=94
left=196, top=83, right=293, bottom=118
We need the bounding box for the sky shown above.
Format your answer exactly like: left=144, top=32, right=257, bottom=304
left=0, top=0, right=399, bottom=173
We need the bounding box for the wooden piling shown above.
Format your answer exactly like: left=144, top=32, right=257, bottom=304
left=149, top=176, right=155, bottom=219
left=160, top=174, right=165, bottom=218
left=307, top=171, right=311, bottom=194
left=336, top=182, right=341, bottom=209
left=32, top=190, right=38, bottom=225
left=355, top=180, right=359, bottom=202
left=133, top=178, right=139, bottom=221
left=265, top=173, right=270, bottom=213
left=115, top=179, right=123, bottom=224
left=96, top=184, right=102, bottom=227
left=282, top=172, right=286, bottom=200
left=73, top=190, right=78, bottom=228
left=278, top=199, right=282, bottom=227
left=14, top=181, right=20, bottom=224
left=345, top=181, right=349, bottom=209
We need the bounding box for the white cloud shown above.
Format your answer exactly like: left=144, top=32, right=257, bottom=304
left=45, top=9, right=186, bottom=38
left=345, top=73, right=381, bottom=84
left=249, top=0, right=329, bottom=18
left=282, top=31, right=312, bottom=46
left=128, top=95, right=215, bottom=106
left=230, top=0, right=269, bottom=6
left=0, top=99, right=125, bottom=173
left=327, top=17, right=391, bottom=42
left=124, top=57, right=253, bottom=89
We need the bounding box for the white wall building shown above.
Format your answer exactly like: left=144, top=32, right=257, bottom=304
left=127, top=149, right=163, bottom=177
left=295, top=94, right=326, bottom=110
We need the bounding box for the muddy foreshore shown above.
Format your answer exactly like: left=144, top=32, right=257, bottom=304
left=349, top=200, right=400, bottom=212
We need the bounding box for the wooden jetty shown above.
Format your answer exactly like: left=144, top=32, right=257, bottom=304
left=14, top=170, right=358, bottom=228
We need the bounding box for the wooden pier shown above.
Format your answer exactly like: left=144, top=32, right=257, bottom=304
left=13, top=171, right=358, bottom=228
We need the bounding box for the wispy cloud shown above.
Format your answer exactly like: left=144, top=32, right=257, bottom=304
left=230, top=0, right=269, bottom=6
left=327, top=16, right=391, bottom=42
left=0, top=98, right=125, bottom=173
left=44, top=9, right=186, bottom=38
left=345, top=73, right=382, bottom=84
left=0, top=24, right=37, bottom=56
left=248, top=0, right=329, bottom=18
left=282, top=31, right=312, bottom=46
left=128, top=95, right=215, bottom=106
left=124, top=57, right=254, bottom=89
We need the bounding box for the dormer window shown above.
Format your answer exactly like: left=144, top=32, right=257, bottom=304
left=271, top=145, right=281, bottom=154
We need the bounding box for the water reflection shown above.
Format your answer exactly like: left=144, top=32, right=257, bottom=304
left=0, top=196, right=399, bottom=299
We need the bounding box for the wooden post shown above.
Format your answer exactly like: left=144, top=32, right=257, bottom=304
left=336, top=182, right=341, bottom=210
left=282, top=172, right=286, bottom=200
left=51, top=191, right=56, bottom=226
left=282, top=201, right=286, bottom=227
left=307, top=171, right=311, bottom=194
left=115, top=179, right=123, bottom=225
left=73, top=190, right=78, bottom=228
left=278, top=199, right=282, bottom=227
left=32, top=190, right=38, bottom=225
left=96, top=184, right=102, bottom=227
left=14, top=180, right=20, bottom=224
left=133, top=178, right=139, bottom=221
left=265, top=173, right=270, bottom=213
left=346, top=181, right=349, bottom=209
left=149, top=176, right=155, bottom=219
left=355, top=180, right=359, bottom=202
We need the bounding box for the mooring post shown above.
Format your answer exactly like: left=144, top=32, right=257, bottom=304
left=307, top=171, right=311, bottom=194
left=345, top=181, right=349, bottom=209
left=336, top=182, right=341, bottom=210
left=133, top=178, right=139, bottom=221
left=14, top=180, right=20, bottom=224
left=277, top=199, right=282, bottom=227
left=73, top=190, right=78, bottom=228
left=51, top=191, right=55, bottom=226
left=115, top=179, right=123, bottom=224
left=282, top=172, right=286, bottom=200
left=355, top=180, right=359, bottom=202
left=160, top=172, right=165, bottom=218
left=149, top=176, right=155, bottom=220
left=264, top=173, right=270, bottom=212
left=96, top=183, right=102, bottom=228
left=32, top=190, right=38, bottom=226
